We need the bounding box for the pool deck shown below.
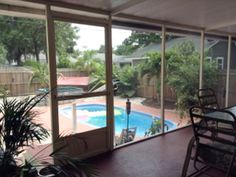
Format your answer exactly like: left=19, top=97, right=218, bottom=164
left=34, top=96, right=189, bottom=144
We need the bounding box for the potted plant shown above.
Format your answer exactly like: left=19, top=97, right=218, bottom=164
left=0, top=93, right=99, bottom=177
left=145, top=118, right=169, bottom=136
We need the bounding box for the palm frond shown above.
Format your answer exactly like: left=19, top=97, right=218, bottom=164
left=0, top=93, right=49, bottom=156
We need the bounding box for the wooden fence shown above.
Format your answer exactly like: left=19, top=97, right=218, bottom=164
left=136, top=71, right=236, bottom=107
left=1, top=66, right=236, bottom=106
left=136, top=74, right=176, bottom=102
left=0, top=67, right=81, bottom=96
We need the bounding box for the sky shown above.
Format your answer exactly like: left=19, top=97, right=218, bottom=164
left=74, top=24, right=131, bottom=51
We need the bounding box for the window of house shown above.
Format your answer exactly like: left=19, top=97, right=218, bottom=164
left=216, top=57, right=224, bottom=70
left=205, top=57, right=212, bottom=63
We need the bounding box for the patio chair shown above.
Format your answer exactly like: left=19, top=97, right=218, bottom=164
left=198, top=88, right=227, bottom=135
left=198, top=88, right=234, bottom=133
left=197, top=88, right=220, bottom=110
left=115, top=127, right=137, bottom=145
left=181, top=106, right=236, bottom=177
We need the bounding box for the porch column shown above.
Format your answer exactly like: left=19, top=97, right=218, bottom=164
left=161, top=25, right=166, bottom=133
left=199, top=31, right=205, bottom=89
left=225, top=35, right=232, bottom=107
left=105, top=15, right=114, bottom=150
left=46, top=4, right=59, bottom=150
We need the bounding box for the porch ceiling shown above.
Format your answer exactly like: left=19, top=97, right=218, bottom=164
left=3, top=0, right=236, bottom=35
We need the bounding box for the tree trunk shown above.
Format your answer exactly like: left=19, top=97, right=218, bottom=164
left=33, top=39, right=39, bottom=62
left=35, top=48, right=39, bottom=62
left=15, top=48, right=22, bottom=66
left=45, top=50, right=48, bottom=63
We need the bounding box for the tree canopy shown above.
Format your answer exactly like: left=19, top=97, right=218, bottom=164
left=0, top=16, right=79, bottom=65
left=115, top=31, right=161, bottom=55
left=138, top=41, right=218, bottom=116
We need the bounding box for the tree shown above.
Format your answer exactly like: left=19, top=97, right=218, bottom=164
left=0, top=17, right=46, bottom=65
left=116, top=65, right=139, bottom=97
left=54, top=21, right=79, bottom=57
left=166, top=41, right=218, bottom=116
left=57, top=53, right=72, bottom=68
left=138, top=50, right=178, bottom=99
left=25, top=61, right=49, bottom=88
left=139, top=52, right=161, bottom=77
left=115, top=31, right=161, bottom=55
left=0, top=16, right=79, bottom=65
left=138, top=41, right=218, bottom=116
left=75, top=50, right=101, bottom=74
left=97, top=45, right=105, bottom=53
left=89, top=63, right=106, bottom=91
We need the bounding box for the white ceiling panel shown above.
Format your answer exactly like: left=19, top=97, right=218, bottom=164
left=3, top=0, right=236, bottom=35
left=217, top=25, right=236, bottom=34
left=119, top=0, right=236, bottom=33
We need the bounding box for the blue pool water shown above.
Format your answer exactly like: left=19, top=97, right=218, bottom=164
left=60, top=104, right=177, bottom=136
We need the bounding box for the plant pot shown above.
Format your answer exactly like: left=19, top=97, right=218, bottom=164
left=38, top=166, right=62, bottom=177
left=21, top=167, right=38, bottom=177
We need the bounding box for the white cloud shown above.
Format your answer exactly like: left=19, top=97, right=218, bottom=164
left=74, top=24, right=131, bottom=51
left=112, top=28, right=132, bottom=49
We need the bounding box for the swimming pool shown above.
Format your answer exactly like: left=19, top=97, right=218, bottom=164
left=60, top=104, right=177, bottom=136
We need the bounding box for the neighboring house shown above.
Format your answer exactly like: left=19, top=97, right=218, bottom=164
left=20, top=37, right=236, bottom=71
left=114, top=36, right=236, bottom=70
left=94, top=53, right=133, bottom=67
left=207, top=41, right=236, bottom=70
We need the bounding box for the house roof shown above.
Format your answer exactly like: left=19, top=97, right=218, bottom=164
left=130, top=36, right=219, bottom=57
left=94, top=53, right=128, bottom=63
left=7, top=0, right=236, bottom=36
left=93, top=36, right=220, bottom=63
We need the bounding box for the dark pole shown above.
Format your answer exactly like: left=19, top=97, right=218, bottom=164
left=126, top=98, right=131, bottom=142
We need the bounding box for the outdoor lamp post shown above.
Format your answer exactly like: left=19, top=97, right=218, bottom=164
left=126, top=98, right=131, bottom=142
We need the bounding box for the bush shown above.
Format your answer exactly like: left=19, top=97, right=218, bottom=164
left=57, top=54, right=72, bottom=68
left=116, top=65, right=139, bottom=97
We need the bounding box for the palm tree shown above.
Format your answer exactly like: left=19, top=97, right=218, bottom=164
left=75, top=50, right=100, bottom=75
left=89, top=63, right=106, bottom=92
left=0, top=93, right=49, bottom=177
left=27, top=61, right=49, bottom=88
left=0, top=93, right=99, bottom=177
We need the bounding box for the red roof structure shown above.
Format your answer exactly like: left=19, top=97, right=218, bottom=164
left=57, top=76, right=89, bottom=86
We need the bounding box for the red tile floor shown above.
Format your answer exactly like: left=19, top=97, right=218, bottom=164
left=26, top=127, right=225, bottom=177
left=88, top=127, right=225, bottom=177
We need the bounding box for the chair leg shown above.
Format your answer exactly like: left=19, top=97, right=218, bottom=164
left=181, top=136, right=196, bottom=177
left=225, top=150, right=236, bottom=177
